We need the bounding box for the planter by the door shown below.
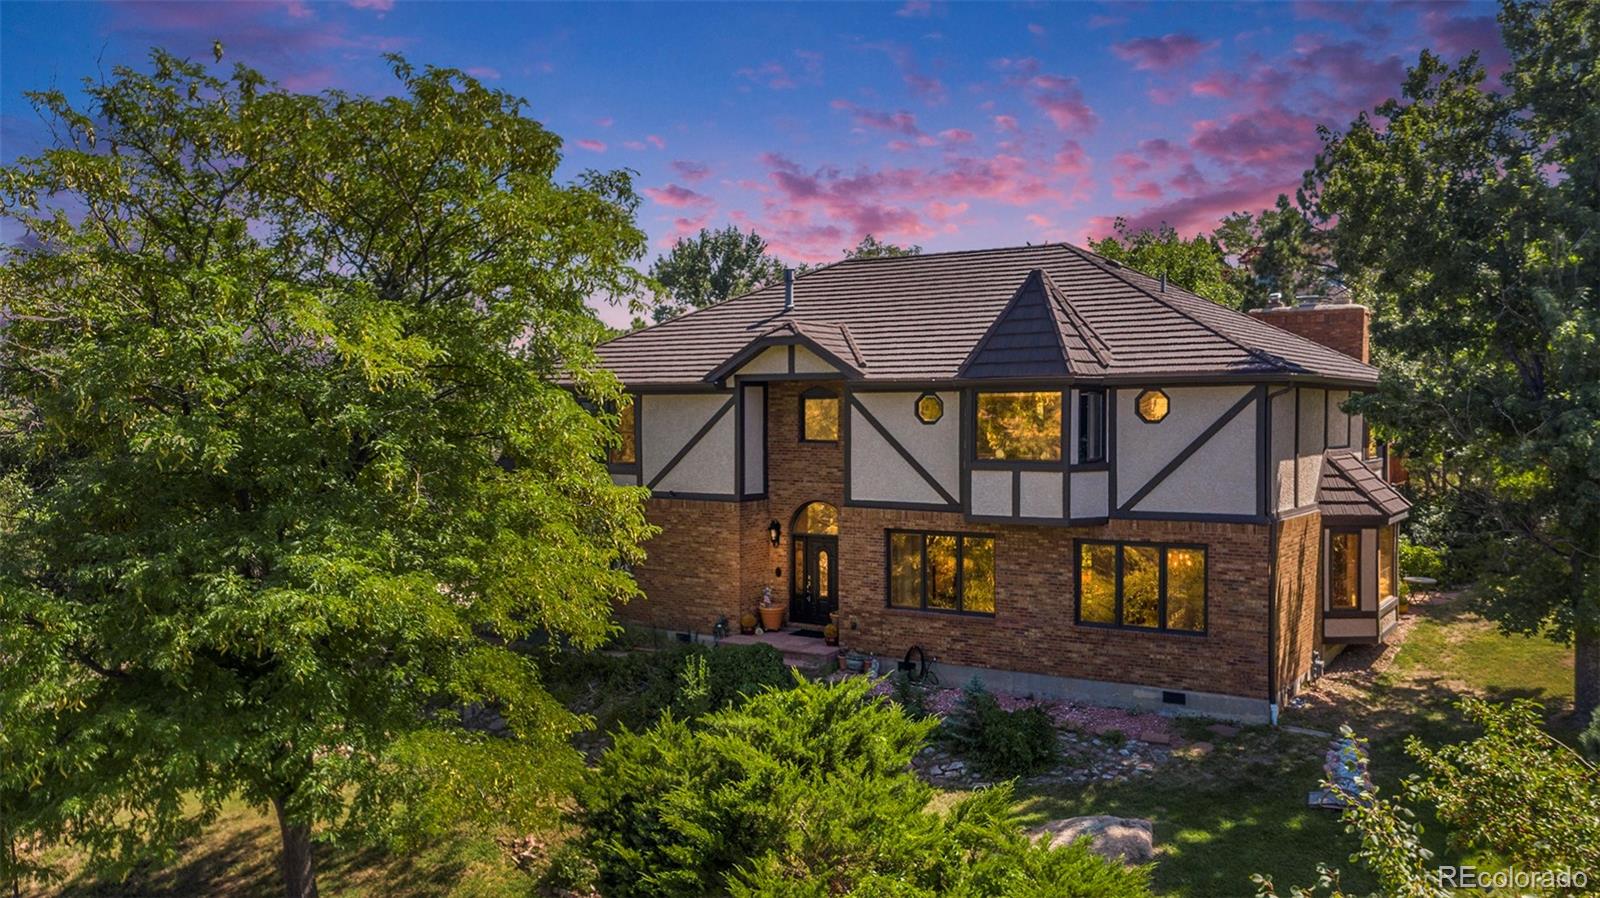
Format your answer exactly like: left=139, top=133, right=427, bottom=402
left=758, top=604, right=785, bottom=632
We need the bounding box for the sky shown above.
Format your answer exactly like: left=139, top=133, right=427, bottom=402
left=1, top=1, right=1507, bottom=327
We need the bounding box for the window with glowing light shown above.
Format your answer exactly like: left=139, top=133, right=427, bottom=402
left=1075, top=540, right=1206, bottom=633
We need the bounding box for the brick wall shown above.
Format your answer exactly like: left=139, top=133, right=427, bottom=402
left=1273, top=510, right=1322, bottom=702
left=1248, top=304, right=1370, bottom=364
left=838, top=509, right=1272, bottom=699
left=623, top=381, right=1279, bottom=702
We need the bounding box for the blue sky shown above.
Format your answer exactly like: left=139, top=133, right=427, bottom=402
left=2, top=1, right=1506, bottom=326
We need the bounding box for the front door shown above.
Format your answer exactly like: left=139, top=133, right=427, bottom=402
left=791, top=535, right=838, bottom=626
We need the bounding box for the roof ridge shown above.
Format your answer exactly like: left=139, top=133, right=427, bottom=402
left=1060, top=242, right=1289, bottom=371
left=1037, top=268, right=1112, bottom=369
left=830, top=242, right=1072, bottom=266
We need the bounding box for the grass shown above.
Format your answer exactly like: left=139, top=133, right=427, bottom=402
left=22, top=799, right=537, bottom=898
left=997, top=591, right=1577, bottom=898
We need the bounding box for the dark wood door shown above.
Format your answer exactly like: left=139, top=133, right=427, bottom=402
left=790, top=535, right=838, bottom=626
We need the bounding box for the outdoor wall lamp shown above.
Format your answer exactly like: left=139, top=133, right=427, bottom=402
left=768, top=520, right=782, bottom=546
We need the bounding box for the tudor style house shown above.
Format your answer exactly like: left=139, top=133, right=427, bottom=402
left=596, top=243, right=1409, bottom=722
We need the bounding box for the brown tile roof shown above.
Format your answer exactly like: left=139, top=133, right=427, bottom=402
left=597, top=242, right=1379, bottom=387
left=1318, top=450, right=1412, bottom=523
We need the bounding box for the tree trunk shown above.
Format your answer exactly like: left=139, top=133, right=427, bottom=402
left=1577, top=626, right=1599, bottom=724
left=272, top=797, right=318, bottom=898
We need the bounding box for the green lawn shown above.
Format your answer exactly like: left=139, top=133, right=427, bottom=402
left=23, top=799, right=536, bottom=898
left=998, top=592, right=1576, bottom=898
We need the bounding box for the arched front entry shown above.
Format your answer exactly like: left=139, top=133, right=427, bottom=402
left=790, top=502, right=839, bottom=626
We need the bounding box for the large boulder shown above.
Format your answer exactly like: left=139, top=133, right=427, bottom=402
left=1030, top=815, right=1155, bottom=864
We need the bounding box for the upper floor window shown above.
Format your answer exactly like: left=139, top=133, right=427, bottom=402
left=1076, top=540, right=1206, bottom=633
left=976, top=391, right=1061, bottom=461
left=1077, top=390, right=1106, bottom=464
left=608, top=401, right=636, bottom=465
left=800, top=388, right=840, bottom=442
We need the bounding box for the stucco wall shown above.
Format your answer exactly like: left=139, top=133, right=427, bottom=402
left=847, top=390, right=960, bottom=506
left=1117, top=385, right=1257, bottom=516
left=641, top=392, right=736, bottom=496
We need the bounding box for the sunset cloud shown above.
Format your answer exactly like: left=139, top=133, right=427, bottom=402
left=1111, top=33, right=1218, bottom=71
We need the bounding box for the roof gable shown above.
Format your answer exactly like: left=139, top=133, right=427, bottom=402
left=1318, top=451, right=1412, bottom=523
left=958, top=269, right=1111, bottom=379
left=705, top=318, right=866, bottom=384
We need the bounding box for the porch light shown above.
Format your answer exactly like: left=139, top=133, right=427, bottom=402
left=768, top=520, right=782, bottom=546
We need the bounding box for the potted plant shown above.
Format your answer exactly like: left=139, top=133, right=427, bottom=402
left=757, top=586, right=785, bottom=632
left=823, top=623, right=838, bottom=646
left=739, top=611, right=757, bottom=635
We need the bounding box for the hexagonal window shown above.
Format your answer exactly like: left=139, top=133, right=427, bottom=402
left=915, top=391, right=944, bottom=425
left=1136, top=388, right=1170, bottom=423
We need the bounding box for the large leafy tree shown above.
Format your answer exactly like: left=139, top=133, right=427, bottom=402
left=1306, top=0, right=1600, bottom=717
left=1215, top=196, right=1340, bottom=309
left=1087, top=218, right=1244, bottom=308
left=646, top=225, right=784, bottom=323
left=0, top=50, right=654, bottom=897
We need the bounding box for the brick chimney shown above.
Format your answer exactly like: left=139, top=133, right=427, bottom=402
left=1247, top=294, right=1369, bottom=364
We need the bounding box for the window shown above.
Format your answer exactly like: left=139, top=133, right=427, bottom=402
left=1135, top=388, right=1170, bottom=423
left=887, top=531, right=995, bottom=615
left=1074, top=541, right=1207, bottom=633
left=1378, top=525, right=1396, bottom=599
left=800, top=388, right=840, bottom=442
left=915, top=391, right=944, bottom=425
left=1329, top=531, right=1359, bottom=609
left=1077, top=390, right=1106, bottom=463
left=608, top=402, right=636, bottom=465
left=976, top=391, right=1061, bottom=461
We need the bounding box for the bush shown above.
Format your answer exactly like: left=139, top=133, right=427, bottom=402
left=1397, top=539, right=1446, bottom=587
left=577, top=678, right=1150, bottom=898
left=940, top=679, right=1060, bottom=778
left=546, top=641, right=789, bottom=732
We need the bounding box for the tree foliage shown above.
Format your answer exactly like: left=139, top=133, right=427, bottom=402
left=1215, top=196, right=1340, bottom=309
left=647, top=225, right=785, bottom=323
left=844, top=233, right=922, bottom=259
left=1257, top=701, right=1600, bottom=898
left=1305, top=0, right=1600, bottom=716
left=578, top=677, right=1151, bottom=898
left=0, top=50, right=654, bottom=896
left=1086, top=218, right=1243, bottom=309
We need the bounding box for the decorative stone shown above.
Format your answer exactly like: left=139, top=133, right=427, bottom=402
left=1031, top=816, right=1156, bottom=864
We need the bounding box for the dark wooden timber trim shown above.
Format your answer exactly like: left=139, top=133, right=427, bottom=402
left=1117, top=389, right=1258, bottom=514
left=646, top=395, right=735, bottom=491
left=848, top=394, right=959, bottom=507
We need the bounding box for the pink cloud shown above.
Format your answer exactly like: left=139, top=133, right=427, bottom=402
left=465, top=66, right=501, bottom=80
left=1418, top=8, right=1509, bottom=73
left=896, top=0, right=932, bottom=17
left=671, top=160, right=712, bottom=182
left=993, top=114, right=1019, bottom=133
left=1087, top=14, right=1127, bottom=29
left=1053, top=140, right=1089, bottom=176
left=1094, top=171, right=1291, bottom=238
left=1189, top=106, right=1320, bottom=168
left=831, top=99, right=922, bottom=136
left=1113, top=176, right=1163, bottom=201
left=1111, top=33, right=1219, bottom=71
left=1028, top=23, right=1046, bottom=36
left=576, top=139, right=607, bottom=152
left=595, top=116, right=615, bottom=128
left=647, top=134, right=666, bottom=149
left=1026, top=213, right=1053, bottom=228
left=349, top=0, right=394, bottom=10
left=644, top=184, right=713, bottom=209
left=939, top=128, right=975, bottom=143
left=995, top=58, right=1099, bottom=132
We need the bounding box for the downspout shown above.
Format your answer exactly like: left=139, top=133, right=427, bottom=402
left=1267, top=516, right=1280, bottom=726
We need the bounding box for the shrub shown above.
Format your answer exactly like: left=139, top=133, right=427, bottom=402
left=1397, top=539, right=1447, bottom=587
left=546, top=641, right=789, bottom=732
left=940, top=679, right=1060, bottom=778
left=577, top=678, right=1150, bottom=898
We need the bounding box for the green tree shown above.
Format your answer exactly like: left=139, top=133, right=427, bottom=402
left=648, top=225, right=785, bottom=323
left=1215, top=196, right=1338, bottom=309
left=1087, top=218, right=1244, bottom=308
left=844, top=233, right=922, bottom=259
left=0, top=50, right=654, bottom=897
left=1304, top=0, right=1600, bottom=718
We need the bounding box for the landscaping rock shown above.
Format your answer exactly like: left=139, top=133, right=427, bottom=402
left=1030, top=816, right=1155, bottom=864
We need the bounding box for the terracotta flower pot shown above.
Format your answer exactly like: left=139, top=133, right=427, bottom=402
left=758, top=604, right=785, bottom=632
